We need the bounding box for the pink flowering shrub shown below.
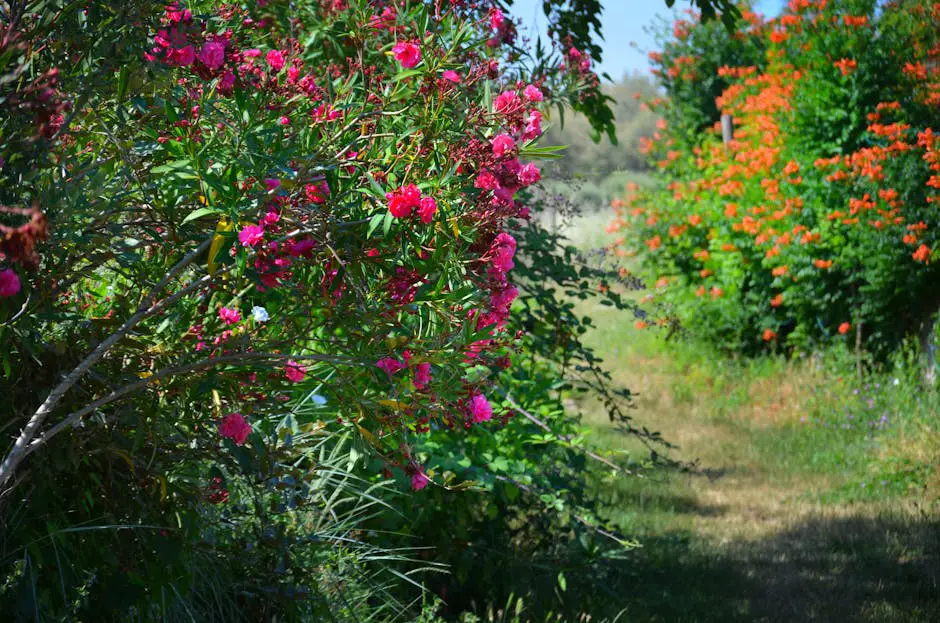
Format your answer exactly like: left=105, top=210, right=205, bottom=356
left=0, top=0, right=640, bottom=618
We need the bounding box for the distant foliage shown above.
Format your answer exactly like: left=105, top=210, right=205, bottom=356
left=613, top=0, right=940, bottom=357
left=543, top=74, right=662, bottom=179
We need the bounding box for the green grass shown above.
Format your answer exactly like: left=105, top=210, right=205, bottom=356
left=546, top=212, right=940, bottom=622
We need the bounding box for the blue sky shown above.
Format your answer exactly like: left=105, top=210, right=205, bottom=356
left=508, top=0, right=786, bottom=80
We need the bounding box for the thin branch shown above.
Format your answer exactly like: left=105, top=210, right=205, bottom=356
left=23, top=351, right=358, bottom=461
left=0, top=237, right=212, bottom=488
left=498, top=391, right=635, bottom=476
left=494, top=475, right=632, bottom=548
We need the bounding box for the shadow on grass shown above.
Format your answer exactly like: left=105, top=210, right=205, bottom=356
left=586, top=512, right=940, bottom=622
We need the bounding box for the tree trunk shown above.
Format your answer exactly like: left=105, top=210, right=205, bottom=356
left=919, top=315, right=937, bottom=386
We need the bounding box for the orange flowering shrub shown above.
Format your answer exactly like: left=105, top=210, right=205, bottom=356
left=615, top=0, right=940, bottom=356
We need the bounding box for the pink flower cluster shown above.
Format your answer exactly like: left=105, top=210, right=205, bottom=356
left=410, top=470, right=429, bottom=491
left=392, top=41, right=421, bottom=69
left=219, top=412, right=251, bottom=445
left=475, top=233, right=519, bottom=330
left=218, top=306, right=241, bottom=325
left=468, top=392, right=493, bottom=423
left=386, top=184, right=437, bottom=223
left=0, top=269, right=21, bottom=298
left=377, top=351, right=433, bottom=390
left=487, top=8, right=516, bottom=48
left=285, top=360, right=306, bottom=383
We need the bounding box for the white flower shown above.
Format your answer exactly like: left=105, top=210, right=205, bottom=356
left=892, top=378, right=900, bottom=386
left=310, top=394, right=327, bottom=406
left=251, top=306, right=270, bottom=322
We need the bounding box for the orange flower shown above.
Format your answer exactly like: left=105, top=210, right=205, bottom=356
left=655, top=276, right=670, bottom=288
left=912, top=244, right=931, bottom=263
left=645, top=235, right=662, bottom=251
left=770, top=293, right=783, bottom=307
left=762, top=328, right=776, bottom=341
left=838, top=322, right=851, bottom=335
left=700, top=269, right=713, bottom=278
left=833, top=58, right=857, bottom=75
left=693, top=249, right=710, bottom=261
left=635, top=320, right=648, bottom=330
left=771, top=265, right=788, bottom=277
left=721, top=243, right=736, bottom=252
left=695, top=285, right=706, bottom=297
left=903, top=62, right=927, bottom=80
left=710, top=286, right=723, bottom=299
left=814, top=259, right=833, bottom=269
left=724, top=203, right=739, bottom=218
left=688, top=214, right=702, bottom=226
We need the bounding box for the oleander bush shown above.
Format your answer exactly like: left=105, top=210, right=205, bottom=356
left=0, top=0, right=673, bottom=619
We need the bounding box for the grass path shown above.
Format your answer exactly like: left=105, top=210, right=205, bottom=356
left=572, top=297, right=940, bottom=622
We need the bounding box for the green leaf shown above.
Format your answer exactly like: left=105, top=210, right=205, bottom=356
left=519, top=144, right=568, bottom=160
left=181, top=207, right=222, bottom=225
left=367, top=213, right=385, bottom=238
left=390, top=69, right=422, bottom=83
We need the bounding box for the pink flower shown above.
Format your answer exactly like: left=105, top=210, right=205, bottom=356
left=418, top=196, right=437, bottom=224
left=370, top=6, right=397, bottom=29
left=218, top=307, right=241, bottom=325
left=442, top=70, right=461, bottom=83
left=523, top=109, right=543, bottom=140
left=494, top=90, right=522, bottom=114
left=266, top=49, right=285, bottom=72
left=174, top=45, right=195, bottom=66
left=305, top=181, right=330, bottom=204
left=469, top=392, right=493, bottom=423
left=285, top=360, right=306, bottom=383
left=491, top=133, right=516, bottom=158
left=413, top=362, right=431, bottom=389
left=264, top=178, right=281, bottom=192
left=219, top=412, right=251, bottom=445
left=199, top=41, right=225, bottom=70
left=474, top=170, right=500, bottom=191
left=279, top=116, right=290, bottom=125
left=0, top=269, right=21, bottom=297
left=244, top=48, right=262, bottom=58
left=519, top=162, right=541, bottom=186
left=376, top=357, right=406, bottom=375
left=288, top=238, right=315, bottom=257
left=490, top=232, right=517, bottom=274
left=386, top=183, right=422, bottom=218
left=387, top=194, right=413, bottom=218
left=239, top=224, right=265, bottom=247
left=220, top=69, right=236, bottom=91
left=523, top=84, right=544, bottom=102
left=392, top=41, right=421, bottom=69
left=411, top=471, right=429, bottom=491
left=489, top=8, right=506, bottom=30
